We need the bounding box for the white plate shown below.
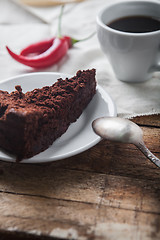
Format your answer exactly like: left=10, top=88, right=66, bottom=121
left=0, top=72, right=117, bottom=163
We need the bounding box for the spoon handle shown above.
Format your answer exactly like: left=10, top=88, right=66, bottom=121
left=136, top=142, right=160, bottom=168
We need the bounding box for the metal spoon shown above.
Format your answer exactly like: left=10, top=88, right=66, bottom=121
left=92, top=117, right=160, bottom=168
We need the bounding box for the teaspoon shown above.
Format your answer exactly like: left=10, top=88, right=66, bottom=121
left=92, top=117, right=160, bottom=168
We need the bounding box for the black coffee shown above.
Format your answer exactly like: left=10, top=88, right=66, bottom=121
left=107, top=16, right=160, bottom=33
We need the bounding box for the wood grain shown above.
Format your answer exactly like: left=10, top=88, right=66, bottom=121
left=0, top=114, right=159, bottom=240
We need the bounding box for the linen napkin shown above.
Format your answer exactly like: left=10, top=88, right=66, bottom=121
left=0, top=0, right=159, bottom=118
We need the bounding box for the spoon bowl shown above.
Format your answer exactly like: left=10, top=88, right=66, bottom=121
left=92, top=117, right=160, bottom=168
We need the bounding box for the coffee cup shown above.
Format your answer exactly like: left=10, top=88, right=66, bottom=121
left=97, top=0, right=160, bottom=83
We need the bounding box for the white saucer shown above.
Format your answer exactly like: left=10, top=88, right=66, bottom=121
left=0, top=72, right=117, bottom=163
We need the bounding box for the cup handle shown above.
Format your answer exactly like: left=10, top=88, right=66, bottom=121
left=152, top=64, right=160, bottom=72
left=151, top=46, right=160, bottom=72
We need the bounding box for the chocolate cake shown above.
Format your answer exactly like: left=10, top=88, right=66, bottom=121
left=0, top=69, right=96, bottom=161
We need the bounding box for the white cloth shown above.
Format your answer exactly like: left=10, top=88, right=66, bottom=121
left=0, top=0, right=160, bottom=118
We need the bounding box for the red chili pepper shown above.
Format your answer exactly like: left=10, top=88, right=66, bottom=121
left=20, top=37, right=55, bottom=56
left=6, top=37, right=70, bottom=69
left=6, top=6, right=94, bottom=69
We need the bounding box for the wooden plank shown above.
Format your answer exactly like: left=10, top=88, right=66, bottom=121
left=132, top=114, right=160, bottom=127
left=0, top=162, right=160, bottom=214
left=0, top=164, right=106, bottom=204
left=0, top=193, right=160, bottom=239
left=102, top=174, right=160, bottom=214
left=96, top=206, right=160, bottom=240
left=0, top=193, right=97, bottom=239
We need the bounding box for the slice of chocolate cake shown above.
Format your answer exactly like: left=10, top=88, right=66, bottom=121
left=0, top=69, right=96, bottom=161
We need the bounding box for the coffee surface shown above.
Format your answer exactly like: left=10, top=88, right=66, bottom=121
left=107, top=16, right=160, bottom=33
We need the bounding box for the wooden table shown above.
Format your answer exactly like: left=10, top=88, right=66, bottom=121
left=0, top=114, right=159, bottom=240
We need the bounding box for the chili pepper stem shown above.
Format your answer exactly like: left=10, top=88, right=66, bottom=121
left=58, top=5, right=64, bottom=38
left=71, top=32, right=96, bottom=45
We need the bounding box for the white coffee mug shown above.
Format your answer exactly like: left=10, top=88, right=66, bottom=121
left=97, top=0, right=160, bottom=82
